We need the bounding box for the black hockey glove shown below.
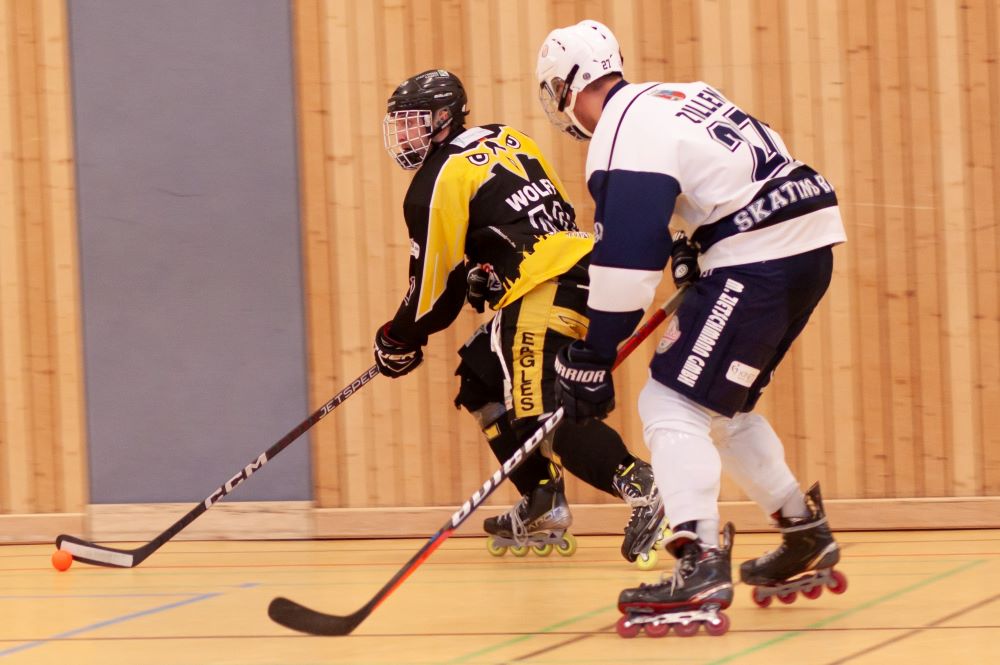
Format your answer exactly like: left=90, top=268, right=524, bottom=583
left=670, top=231, right=699, bottom=288
left=554, top=340, right=616, bottom=423
left=373, top=322, right=423, bottom=378
left=466, top=264, right=489, bottom=313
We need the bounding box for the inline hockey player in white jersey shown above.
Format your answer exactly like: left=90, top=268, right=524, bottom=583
left=536, top=20, right=849, bottom=637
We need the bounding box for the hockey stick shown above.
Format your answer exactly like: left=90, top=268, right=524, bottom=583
left=612, top=283, right=689, bottom=370
left=267, top=285, right=688, bottom=636
left=55, top=365, right=381, bottom=568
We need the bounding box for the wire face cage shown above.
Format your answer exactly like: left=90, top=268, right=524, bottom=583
left=383, top=109, right=434, bottom=169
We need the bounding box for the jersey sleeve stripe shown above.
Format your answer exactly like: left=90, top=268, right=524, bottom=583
left=587, top=264, right=663, bottom=313
left=587, top=169, right=679, bottom=270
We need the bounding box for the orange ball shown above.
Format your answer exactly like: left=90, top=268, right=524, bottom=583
left=51, top=549, right=73, bottom=572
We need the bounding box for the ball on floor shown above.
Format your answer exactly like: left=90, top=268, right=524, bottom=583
left=51, top=549, right=73, bottom=572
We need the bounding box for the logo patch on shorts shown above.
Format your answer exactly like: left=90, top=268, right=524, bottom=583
left=726, top=360, right=760, bottom=387
left=656, top=317, right=681, bottom=354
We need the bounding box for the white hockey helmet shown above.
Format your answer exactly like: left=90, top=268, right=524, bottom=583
left=536, top=20, right=623, bottom=140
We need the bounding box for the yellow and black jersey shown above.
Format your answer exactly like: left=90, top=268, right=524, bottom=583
left=390, top=123, right=593, bottom=345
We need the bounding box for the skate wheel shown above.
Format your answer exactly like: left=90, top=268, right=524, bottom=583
left=828, top=569, right=848, bottom=594
left=532, top=544, right=553, bottom=557
left=802, top=584, right=823, bottom=600
left=486, top=539, right=508, bottom=557
left=751, top=587, right=773, bottom=608
left=636, top=549, right=658, bottom=571
left=644, top=621, right=670, bottom=638
left=510, top=545, right=530, bottom=557
left=555, top=533, right=577, bottom=556
left=777, top=590, right=797, bottom=604
left=615, top=615, right=641, bottom=639
left=673, top=621, right=700, bottom=637
left=703, top=612, right=730, bottom=636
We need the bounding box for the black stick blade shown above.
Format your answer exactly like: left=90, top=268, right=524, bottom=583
left=268, top=597, right=364, bottom=636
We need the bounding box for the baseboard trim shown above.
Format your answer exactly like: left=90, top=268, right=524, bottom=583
left=1, top=496, right=996, bottom=544
left=0, top=513, right=85, bottom=544
left=313, top=496, right=1000, bottom=538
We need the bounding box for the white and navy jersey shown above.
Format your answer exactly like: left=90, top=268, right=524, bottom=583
left=583, top=80, right=846, bottom=357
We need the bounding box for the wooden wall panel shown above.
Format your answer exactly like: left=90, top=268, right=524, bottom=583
left=0, top=0, right=85, bottom=516
left=294, top=0, right=1000, bottom=512
left=3, top=0, right=997, bottom=528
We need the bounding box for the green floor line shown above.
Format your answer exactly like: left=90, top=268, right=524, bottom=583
left=705, top=558, right=987, bottom=665
left=444, top=604, right=614, bottom=664
left=444, top=558, right=987, bottom=665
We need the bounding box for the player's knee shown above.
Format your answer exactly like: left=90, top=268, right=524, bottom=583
left=717, top=412, right=783, bottom=453
left=638, top=379, right=712, bottom=442
left=453, top=358, right=502, bottom=417
left=469, top=401, right=507, bottom=433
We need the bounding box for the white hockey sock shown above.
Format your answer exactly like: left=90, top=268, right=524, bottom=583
left=712, top=412, right=802, bottom=516
left=639, top=379, right=721, bottom=535
left=696, top=518, right=720, bottom=547
left=779, top=490, right=809, bottom=520
left=648, top=430, right=721, bottom=530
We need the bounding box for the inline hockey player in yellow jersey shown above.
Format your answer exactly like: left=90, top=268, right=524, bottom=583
left=373, top=69, right=667, bottom=564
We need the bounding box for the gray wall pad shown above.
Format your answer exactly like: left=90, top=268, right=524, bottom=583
left=70, top=0, right=311, bottom=502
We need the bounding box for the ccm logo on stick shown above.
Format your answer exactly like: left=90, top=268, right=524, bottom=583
left=203, top=453, right=269, bottom=508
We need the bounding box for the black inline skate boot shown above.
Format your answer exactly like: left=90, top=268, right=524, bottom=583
left=483, top=468, right=576, bottom=558
left=612, top=460, right=669, bottom=568
left=740, top=482, right=847, bottom=607
left=616, top=522, right=735, bottom=638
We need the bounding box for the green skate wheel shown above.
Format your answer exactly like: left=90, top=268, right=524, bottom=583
left=555, top=533, right=577, bottom=556
left=532, top=544, right=553, bottom=557
left=636, top=549, right=658, bottom=571
left=510, top=545, right=530, bottom=557
left=486, top=539, right=508, bottom=557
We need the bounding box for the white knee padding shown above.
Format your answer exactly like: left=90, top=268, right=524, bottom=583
left=647, top=429, right=721, bottom=528
left=639, top=378, right=720, bottom=527
left=638, top=377, right=713, bottom=438
left=712, top=412, right=800, bottom=515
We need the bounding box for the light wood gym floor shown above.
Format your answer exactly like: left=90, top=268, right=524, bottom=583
left=0, top=530, right=996, bottom=664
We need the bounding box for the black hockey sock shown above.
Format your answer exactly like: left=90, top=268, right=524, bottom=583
left=550, top=419, right=631, bottom=496
left=486, top=414, right=551, bottom=496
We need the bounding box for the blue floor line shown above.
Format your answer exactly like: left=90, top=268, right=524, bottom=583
left=0, top=592, right=221, bottom=658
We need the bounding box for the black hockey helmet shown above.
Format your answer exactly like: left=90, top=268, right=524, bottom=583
left=383, top=69, right=469, bottom=169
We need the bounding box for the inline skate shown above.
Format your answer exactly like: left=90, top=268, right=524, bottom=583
left=484, top=470, right=576, bottom=557
left=616, top=522, right=734, bottom=638
left=613, top=460, right=670, bottom=570
left=740, top=483, right=847, bottom=607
